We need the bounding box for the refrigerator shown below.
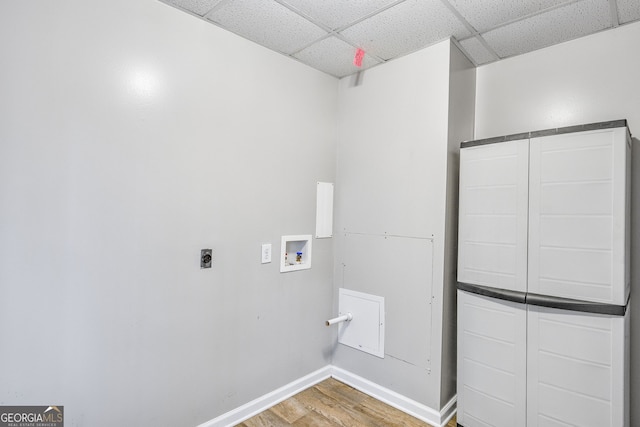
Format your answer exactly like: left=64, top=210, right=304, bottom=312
left=456, top=120, right=631, bottom=427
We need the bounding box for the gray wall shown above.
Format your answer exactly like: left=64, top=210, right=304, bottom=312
left=4, top=0, right=638, bottom=424
left=474, top=20, right=640, bottom=425
left=333, top=39, right=475, bottom=411
left=440, top=43, right=476, bottom=408
left=0, top=0, right=337, bottom=425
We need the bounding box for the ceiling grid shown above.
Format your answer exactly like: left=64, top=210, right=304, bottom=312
left=160, top=0, right=640, bottom=77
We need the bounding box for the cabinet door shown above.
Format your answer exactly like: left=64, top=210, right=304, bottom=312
left=528, top=128, right=629, bottom=305
left=457, top=291, right=527, bottom=427
left=527, top=306, right=628, bottom=426
left=458, top=139, right=529, bottom=293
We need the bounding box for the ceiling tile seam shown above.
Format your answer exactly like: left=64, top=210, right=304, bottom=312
left=455, top=35, right=476, bottom=43
left=474, top=0, right=583, bottom=36
left=438, top=0, right=479, bottom=36
left=285, top=31, right=387, bottom=64
left=329, top=0, right=423, bottom=63
left=156, top=1, right=257, bottom=42
left=197, top=1, right=330, bottom=56
left=332, top=33, right=387, bottom=64
left=199, top=17, right=304, bottom=57
left=473, top=35, right=501, bottom=61
left=156, top=1, right=371, bottom=78
left=202, top=0, right=231, bottom=19
left=332, top=0, right=408, bottom=33
left=438, top=0, right=499, bottom=63
left=489, top=22, right=625, bottom=64
left=288, top=33, right=335, bottom=56
left=273, top=0, right=410, bottom=35
left=286, top=54, right=343, bottom=78
left=609, top=0, right=620, bottom=27
left=365, top=36, right=460, bottom=69
left=619, top=17, right=640, bottom=28
left=157, top=1, right=304, bottom=58
left=451, top=38, right=480, bottom=67
left=272, top=0, right=334, bottom=32
left=157, top=0, right=212, bottom=20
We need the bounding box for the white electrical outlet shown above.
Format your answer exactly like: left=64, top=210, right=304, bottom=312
left=261, top=243, right=272, bottom=264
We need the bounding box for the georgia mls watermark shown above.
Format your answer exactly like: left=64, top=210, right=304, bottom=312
left=0, top=406, right=63, bottom=427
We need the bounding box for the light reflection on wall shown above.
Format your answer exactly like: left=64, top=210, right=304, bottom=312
left=124, top=65, right=163, bottom=103
left=547, top=103, right=576, bottom=126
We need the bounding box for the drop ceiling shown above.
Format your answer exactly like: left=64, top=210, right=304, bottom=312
left=160, top=0, right=640, bottom=78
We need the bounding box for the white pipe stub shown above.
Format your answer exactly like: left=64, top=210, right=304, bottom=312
left=326, top=312, right=353, bottom=326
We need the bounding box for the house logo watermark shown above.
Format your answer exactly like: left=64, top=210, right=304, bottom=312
left=0, top=406, right=63, bottom=427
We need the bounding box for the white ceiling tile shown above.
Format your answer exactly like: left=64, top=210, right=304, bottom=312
left=279, top=0, right=400, bottom=30
left=207, top=0, right=328, bottom=55
left=293, top=36, right=382, bottom=77
left=617, top=0, right=640, bottom=24
left=161, top=0, right=637, bottom=78
left=340, top=0, right=471, bottom=60
left=164, top=0, right=222, bottom=16
left=482, top=0, right=612, bottom=58
left=447, top=0, right=571, bottom=32
left=459, top=36, right=497, bottom=65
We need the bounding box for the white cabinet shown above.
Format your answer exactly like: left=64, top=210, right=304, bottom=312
left=458, top=139, right=529, bottom=293
left=459, top=292, right=630, bottom=427
left=527, top=306, right=629, bottom=427
left=528, top=127, right=630, bottom=305
left=459, top=125, right=630, bottom=302
left=457, top=291, right=527, bottom=427
left=457, top=121, right=631, bottom=427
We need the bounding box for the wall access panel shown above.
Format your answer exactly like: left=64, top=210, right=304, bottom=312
left=340, top=232, right=433, bottom=369
left=337, top=288, right=385, bottom=358
left=315, top=182, right=334, bottom=238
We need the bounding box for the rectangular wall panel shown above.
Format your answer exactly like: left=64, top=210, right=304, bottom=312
left=340, top=233, right=433, bottom=369
left=458, top=139, right=529, bottom=293
left=457, top=291, right=527, bottom=427
left=528, top=128, right=629, bottom=305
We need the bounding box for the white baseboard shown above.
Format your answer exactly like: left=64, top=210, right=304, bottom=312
left=330, top=366, right=456, bottom=427
left=440, top=394, right=457, bottom=426
left=197, top=365, right=456, bottom=427
left=197, top=366, right=332, bottom=427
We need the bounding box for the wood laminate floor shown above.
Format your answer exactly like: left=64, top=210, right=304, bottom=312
left=236, top=378, right=457, bottom=427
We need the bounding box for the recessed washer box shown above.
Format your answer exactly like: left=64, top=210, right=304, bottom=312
left=280, top=235, right=312, bottom=272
